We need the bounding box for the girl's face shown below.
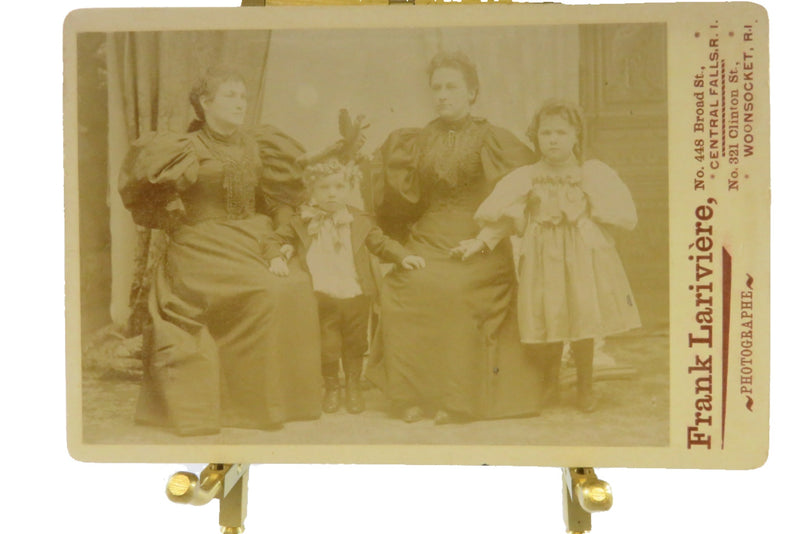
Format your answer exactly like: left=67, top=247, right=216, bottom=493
left=430, top=67, right=475, bottom=123
left=310, top=172, right=351, bottom=211
left=537, top=114, right=578, bottom=164
left=201, top=80, right=247, bottom=132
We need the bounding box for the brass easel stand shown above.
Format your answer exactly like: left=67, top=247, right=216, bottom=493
left=166, top=464, right=250, bottom=533
left=562, top=467, right=613, bottom=534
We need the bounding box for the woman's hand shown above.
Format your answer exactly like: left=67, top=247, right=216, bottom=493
left=450, top=238, right=487, bottom=261
left=401, top=255, right=426, bottom=270
left=280, top=244, right=295, bottom=260
left=269, top=257, right=290, bottom=277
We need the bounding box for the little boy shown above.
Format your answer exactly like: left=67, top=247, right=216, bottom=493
left=265, top=158, right=425, bottom=414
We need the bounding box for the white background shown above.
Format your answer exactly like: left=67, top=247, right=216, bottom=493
left=2, top=1, right=794, bottom=532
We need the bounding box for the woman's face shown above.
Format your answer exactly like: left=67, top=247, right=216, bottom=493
left=430, top=67, right=475, bottom=123
left=201, top=79, right=247, bottom=132
left=537, top=114, right=578, bottom=164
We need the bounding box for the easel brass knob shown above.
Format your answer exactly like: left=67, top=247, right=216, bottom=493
left=166, top=469, right=223, bottom=506
left=167, top=472, right=198, bottom=501
left=575, top=477, right=613, bottom=513
left=562, top=467, right=613, bottom=534
left=166, top=464, right=249, bottom=533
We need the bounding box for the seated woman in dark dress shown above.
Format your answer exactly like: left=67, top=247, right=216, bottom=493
left=119, top=67, right=321, bottom=436
left=367, top=52, right=545, bottom=424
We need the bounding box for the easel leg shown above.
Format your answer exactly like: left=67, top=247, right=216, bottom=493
left=562, top=467, right=613, bottom=534
left=167, top=464, right=250, bottom=533
left=219, top=467, right=248, bottom=534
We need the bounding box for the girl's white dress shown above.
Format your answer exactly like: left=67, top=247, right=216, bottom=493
left=475, top=159, right=641, bottom=343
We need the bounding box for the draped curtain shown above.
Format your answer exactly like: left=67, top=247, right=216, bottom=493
left=106, top=30, right=272, bottom=330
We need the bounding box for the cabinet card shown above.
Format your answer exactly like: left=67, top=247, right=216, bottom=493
left=64, top=2, right=769, bottom=468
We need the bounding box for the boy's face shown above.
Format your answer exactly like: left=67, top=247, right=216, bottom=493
left=310, top=172, right=351, bottom=211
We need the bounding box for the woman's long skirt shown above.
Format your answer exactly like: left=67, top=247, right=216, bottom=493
left=369, top=208, right=543, bottom=419
left=135, top=215, right=322, bottom=436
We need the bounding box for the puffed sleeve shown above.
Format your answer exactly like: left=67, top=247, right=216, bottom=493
left=371, top=128, right=426, bottom=240
left=480, top=124, right=536, bottom=185
left=581, top=160, right=638, bottom=230
left=118, top=132, right=198, bottom=229
left=474, top=165, right=535, bottom=245
left=373, top=128, right=422, bottom=204
left=252, top=124, right=307, bottom=226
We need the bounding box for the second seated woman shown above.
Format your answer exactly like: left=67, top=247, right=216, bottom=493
left=367, top=52, right=544, bottom=424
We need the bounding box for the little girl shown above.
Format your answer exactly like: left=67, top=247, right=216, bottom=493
left=453, top=100, right=641, bottom=412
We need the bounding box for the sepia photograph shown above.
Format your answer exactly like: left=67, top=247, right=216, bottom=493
left=0, top=0, right=787, bottom=533
left=64, top=4, right=768, bottom=467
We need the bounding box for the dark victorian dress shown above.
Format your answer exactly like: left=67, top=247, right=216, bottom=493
left=368, top=116, right=544, bottom=419
left=119, top=125, right=321, bottom=436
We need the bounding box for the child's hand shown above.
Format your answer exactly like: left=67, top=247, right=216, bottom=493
left=280, top=244, right=295, bottom=260
left=450, top=238, right=487, bottom=261
left=401, top=255, right=426, bottom=270
left=269, top=257, right=290, bottom=277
